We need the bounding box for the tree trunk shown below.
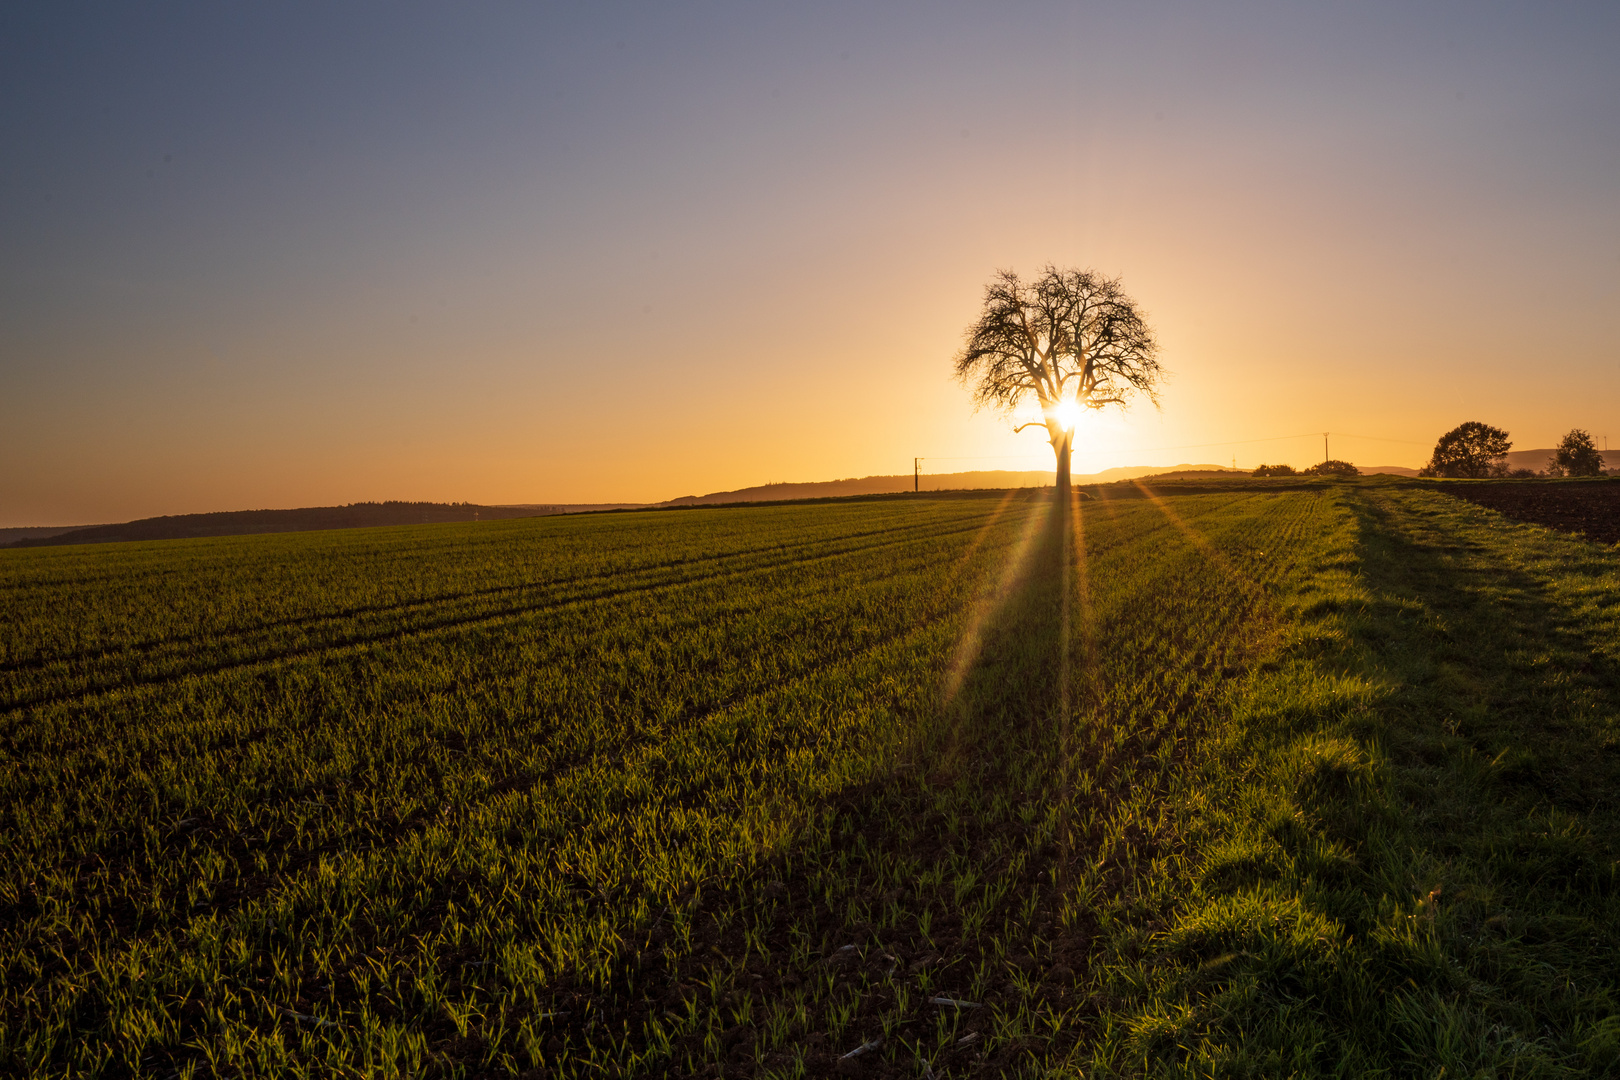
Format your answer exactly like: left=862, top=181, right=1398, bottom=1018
left=1053, top=429, right=1073, bottom=500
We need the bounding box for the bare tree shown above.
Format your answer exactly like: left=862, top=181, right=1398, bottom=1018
left=953, top=266, right=1163, bottom=497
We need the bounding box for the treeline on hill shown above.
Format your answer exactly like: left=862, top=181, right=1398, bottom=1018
left=9, top=502, right=561, bottom=548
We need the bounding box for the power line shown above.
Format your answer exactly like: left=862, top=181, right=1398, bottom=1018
left=921, top=430, right=1430, bottom=459
left=1326, top=432, right=1431, bottom=446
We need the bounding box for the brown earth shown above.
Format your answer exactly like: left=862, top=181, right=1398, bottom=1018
left=1436, top=479, right=1620, bottom=545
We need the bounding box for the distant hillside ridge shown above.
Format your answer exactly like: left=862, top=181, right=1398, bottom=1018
left=11, top=502, right=562, bottom=547
left=0, top=524, right=111, bottom=546
left=1503, top=448, right=1620, bottom=473
left=660, top=465, right=1245, bottom=506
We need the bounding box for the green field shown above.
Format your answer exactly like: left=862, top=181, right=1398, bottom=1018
left=3, top=482, right=1619, bottom=1078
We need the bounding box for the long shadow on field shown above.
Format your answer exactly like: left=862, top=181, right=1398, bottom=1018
left=1117, top=487, right=1620, bottom=1076
left=531, top=495, right=1218, bottom=1080
left=1332, top=492, right=1620, bottom=1068
left=520, top=496, right=1072, bottom=1077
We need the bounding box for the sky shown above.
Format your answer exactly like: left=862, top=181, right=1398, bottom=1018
left=2, top=2, right=1618, bottom=525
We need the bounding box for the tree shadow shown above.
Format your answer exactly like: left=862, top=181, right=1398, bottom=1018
left=531, top=496, right=1084, bottom=1078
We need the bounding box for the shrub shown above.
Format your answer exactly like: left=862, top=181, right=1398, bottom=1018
left=1252, top=464, right=1297, bottom=477
left=1302, top=459, right=1360, bottom=477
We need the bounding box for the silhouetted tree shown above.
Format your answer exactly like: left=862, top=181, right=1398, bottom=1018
left=954, top=266, right=1162, bottom=498
left=1252, top=463, right=1297, bottom=477
left=1303, top=459, right=1360, bottom=477
left=1422, top=422, right=1511, bottom=478
left=1549, top=428, right=1605, bottom=477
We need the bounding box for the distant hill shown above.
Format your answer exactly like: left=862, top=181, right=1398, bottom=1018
left=0, top=524, right=111, bottom=546
left=1503, top=448, right=1620, bottom=473
left=9, top=502, right=564, bottom=547
left=660, top=465, right=1241, bottom=506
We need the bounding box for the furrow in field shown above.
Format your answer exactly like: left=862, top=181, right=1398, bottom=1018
left=3, top=515, right=1020, bottom=800
left=0, top=510, right=1015, bottom=717
left=0, top=506, right=998, bottom=677
left=0, top=516, right=1026, bottom=1026
left=0, top=511, right=1030, bottom=900
left=0, top=506, right=976, bottom=694
left=13, top=578, right=976, bottom=957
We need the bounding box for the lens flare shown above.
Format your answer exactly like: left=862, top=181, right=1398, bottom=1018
left=1052, top=400, right=1081, bottom=431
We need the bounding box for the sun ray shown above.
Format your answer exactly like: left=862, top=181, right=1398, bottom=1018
left=1129, top=480, right=1265, bottom=602
left=940, top=493, right=1052, bottom=706
left=1093, top=484, right=1121, bottom=522
left=1068, top=488, right=1100, bottom=685
left=947, top=489, right=1020, bottom=577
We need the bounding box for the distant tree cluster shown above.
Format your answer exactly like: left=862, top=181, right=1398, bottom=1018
left=1421, top=422, right=1611, bottom=478
left=1303, top=459, right=1360, bottom=477
left=1251, top=460, right=1359, bottom=477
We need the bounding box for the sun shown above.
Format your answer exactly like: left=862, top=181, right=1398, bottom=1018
left=1051, top=400, right=1082, bottom=431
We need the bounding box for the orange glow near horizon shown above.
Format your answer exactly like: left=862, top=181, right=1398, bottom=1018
left=2, top=6, right=1616, bottom=527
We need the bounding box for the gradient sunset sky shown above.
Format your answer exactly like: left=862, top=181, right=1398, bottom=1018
left=3, top=2, right=1617, bottom=525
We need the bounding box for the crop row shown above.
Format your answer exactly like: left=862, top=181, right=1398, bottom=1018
left=0, top=498, right=1011, bottom=708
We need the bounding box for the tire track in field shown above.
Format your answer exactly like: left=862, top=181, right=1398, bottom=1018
left=9, top=518, right=1021, bottom=775
left=2, top=512, right=1021, bottom=719
left=0, top=508, right=987, bottom=693
left=1, top=509, right=995, bottom=679
left=0, top=511, right=1032, bottom=934
left=4, top=533, right=1016, bottom=962
left=0, top=507, right=1032, bottom=853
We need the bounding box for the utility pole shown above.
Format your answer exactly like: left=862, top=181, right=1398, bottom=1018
left=914, top=457, right=921, bottom=493
left=1323, top=432, right=1329, bottom=464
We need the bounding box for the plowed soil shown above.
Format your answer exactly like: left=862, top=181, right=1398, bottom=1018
left=1439, top=480, right=1620, bottom=544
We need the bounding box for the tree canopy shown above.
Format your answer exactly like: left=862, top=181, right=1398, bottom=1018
left=1422, top=422, right=1511, bottom=479
left=953, top=266, right=1162, bottom=495
left=1550, top=429, right=1605, bottom=477
left=1303, top=459, right=1360, bottom=477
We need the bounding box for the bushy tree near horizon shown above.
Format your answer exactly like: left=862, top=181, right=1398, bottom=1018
left=954, top=266, right=1162, bottom=498
left=1422, top=421, right=1511, bottom=478
left=1252, top=463, right=1296, bottom=477
left=1548, top=428, right=1605, bottom=477
left=1304, top=459, right=1360, bottom=477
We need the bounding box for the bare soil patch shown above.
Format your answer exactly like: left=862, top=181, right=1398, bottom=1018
left=1437, top=480, right=1620, bottom=545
